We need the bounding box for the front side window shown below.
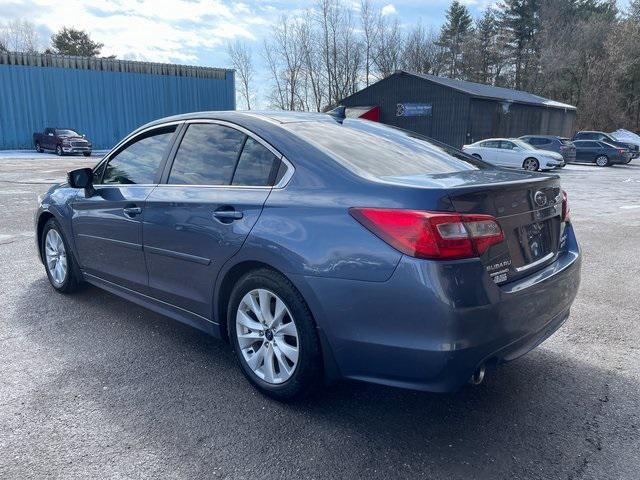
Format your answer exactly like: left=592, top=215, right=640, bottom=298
left=500, top=141, right=517, bottom=150
left=102, top=126, right=176, bottom=185
left=168, top=123, right=246, bottom=185
left=232, top=137, right=280, bottom=186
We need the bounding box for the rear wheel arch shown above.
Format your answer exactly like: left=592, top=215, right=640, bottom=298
left=216, top=261, right=317, bottom=344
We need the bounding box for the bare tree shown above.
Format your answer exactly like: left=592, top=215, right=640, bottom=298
left=0, top=20, right=40, bottom=53
left=263, top=16, right=306, bottom=110
left=360, top=0, right=380, bottom=87
left=374, top=16, right=403, bottom=79
left=402, top=23, right=441, bottom=75
left=227, top=40, right=255, bottom=110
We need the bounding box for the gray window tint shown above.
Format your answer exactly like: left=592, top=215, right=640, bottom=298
left=529, top=138, right=550, bottom=146
left=500, top=141, right=516, bottom=150
left=232, top=137, right=279, bottom=186
left=102, top=126, right=176, bottom=184
left=287, top=120, right=482, bottom=179
left=481, top=140, right=501, bottom=148
left=169, top=124, right=246, bottom=185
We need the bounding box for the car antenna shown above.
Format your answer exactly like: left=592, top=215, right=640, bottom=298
left=327, top=105, right=346, bottom=123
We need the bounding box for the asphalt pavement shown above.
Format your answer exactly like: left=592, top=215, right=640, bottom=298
left=1, top=152, right=639, bottom=479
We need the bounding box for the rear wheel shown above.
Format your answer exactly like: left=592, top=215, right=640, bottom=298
left=41, top=218, right=80, bottom=293
left=595, top=155, right=609, bottom=167
left=228, top=268, right=322, bottom=401
left=523, top=158, right=540, bottom=171
left=56, top=145, right=63, bottom=156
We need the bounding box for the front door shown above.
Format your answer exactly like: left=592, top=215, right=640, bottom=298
left=143, top=122, right=282, bottom=319
left=71, top=124, right=179, bottom=292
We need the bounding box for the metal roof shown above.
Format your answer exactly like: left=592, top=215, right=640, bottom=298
left=399, top=71, right=576, bottom=110
left=0, top=52, right=232, bottom=80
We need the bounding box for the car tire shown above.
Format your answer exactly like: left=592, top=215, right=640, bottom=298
left=523, top=157, right=540, bottom=171
left=228, top=268, right=322, bottom=401
left=595, top=155, right=609, bottom=167
left=35, top=142, right=43, bottom=153
left=83, top=151, right=92, bottom=157
left=41, top=218, right=81, bottom=294
left=56, top=145, right=63, bottom=156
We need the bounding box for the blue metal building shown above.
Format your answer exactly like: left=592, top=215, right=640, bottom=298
left=0, top=53, right=235, bottom=150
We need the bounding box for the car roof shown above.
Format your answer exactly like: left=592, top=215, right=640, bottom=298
left=520, top=135, right=560, bottom=139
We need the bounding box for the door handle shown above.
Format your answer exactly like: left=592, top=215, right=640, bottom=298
left=213, top=209, right=243, bottom=222
left=123, top=206, right=142, bottom=218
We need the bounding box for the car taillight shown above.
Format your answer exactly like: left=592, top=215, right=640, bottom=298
left=618, top=148, right=627, bottom=154
left=562, top=190, right=570, bottom=222
left=349, top=208, right=504, bottom=260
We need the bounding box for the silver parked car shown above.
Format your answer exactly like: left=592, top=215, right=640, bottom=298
left=463, top=138, right=565, bottom=171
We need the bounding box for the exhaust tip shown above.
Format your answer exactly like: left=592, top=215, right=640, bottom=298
left=470, top=364, right=486, bottom=385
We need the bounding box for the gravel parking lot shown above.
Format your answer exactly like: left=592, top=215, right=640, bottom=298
left=1, top=153, right=639, bottom=480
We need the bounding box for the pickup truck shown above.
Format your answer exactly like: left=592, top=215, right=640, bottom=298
left=33, top=128, right=92, bottom=156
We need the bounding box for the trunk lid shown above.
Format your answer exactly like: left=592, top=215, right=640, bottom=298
left=441, top=170, right=563, bottom=284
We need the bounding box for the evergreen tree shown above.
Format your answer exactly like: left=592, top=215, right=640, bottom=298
left=438, top=1, right=473, bottom=78
left=498, top=0, right=541, bottom=90
left=50, top=27, right=103, bottom=57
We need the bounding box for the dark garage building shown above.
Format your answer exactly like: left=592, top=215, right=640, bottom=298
left=0, top=53, right=235, bottom=150
left=340, top=71, right=576, bottom=148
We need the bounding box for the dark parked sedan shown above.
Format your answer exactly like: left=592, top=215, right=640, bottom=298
left=573, top=131, right=637, bottom=161
left=573, top=140, right=629, bottom=166
left=35, top=112, right=581, bottom=400
left=519, top=135, right=576, bottom=164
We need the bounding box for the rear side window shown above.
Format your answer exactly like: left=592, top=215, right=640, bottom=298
left=169, top=124, right=246, bottom=185
left=102, top=126, right=176, bottom=184
left=287, top=120, right=482, bottom=179
left=529, top=138, right=551, bottom=146
left=481, top=140, right=501, bottom=148
left=232, top=137, right=280, bottom=186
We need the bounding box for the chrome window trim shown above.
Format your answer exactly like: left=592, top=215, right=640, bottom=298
left=93, top=118, right=295, bottom=189
left=93, top=120, right=184, bottom=182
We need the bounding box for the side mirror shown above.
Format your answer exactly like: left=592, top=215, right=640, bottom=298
left=68, top=167, right=93, bottom=189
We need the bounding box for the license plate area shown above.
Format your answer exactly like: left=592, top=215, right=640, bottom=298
left=519, top=220, right=552, bottom=264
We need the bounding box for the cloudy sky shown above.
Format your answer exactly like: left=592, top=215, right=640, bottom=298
left=2, top=0, right=499, bottom=65
left=1, top=0, right=630, bottom=106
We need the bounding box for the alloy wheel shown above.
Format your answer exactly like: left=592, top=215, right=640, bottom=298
left=523, top=158, right=539, bottom=171
left=236, top=288, right=299, bottom=384
left=45, top=229, right=68, bottom=286
left=596, top=155, right=608, bottom=167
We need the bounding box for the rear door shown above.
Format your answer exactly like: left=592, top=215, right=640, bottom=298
left=479, top=140, right=502, bottom=165
left=44, top=128, right=55, bottom=149
left=143, top=121, right=284, bottom=319
left=574, top=140, right=598, bottom=163
left=499, top=140, right=522, bottom=168
left=71, top=124, right=179, bottom=292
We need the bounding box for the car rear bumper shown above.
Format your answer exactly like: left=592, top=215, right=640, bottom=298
left=300, top=223, right=581, bottom=392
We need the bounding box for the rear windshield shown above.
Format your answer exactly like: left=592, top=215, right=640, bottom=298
left=286, top=119, right=484, bottom=179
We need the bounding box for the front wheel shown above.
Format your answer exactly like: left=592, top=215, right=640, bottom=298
left=56, top=145, right=63, bottom=156
left=83, top=151, right=92, bottom=157
left=228, top=268, right=322, bottom=401
left=41, top=218, right=81, bottom=293
left=595, top=155, right=609, bottom=167
left=35, top=142, right=43, bottom=153
left=522, top=158, right=540, bottom=171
